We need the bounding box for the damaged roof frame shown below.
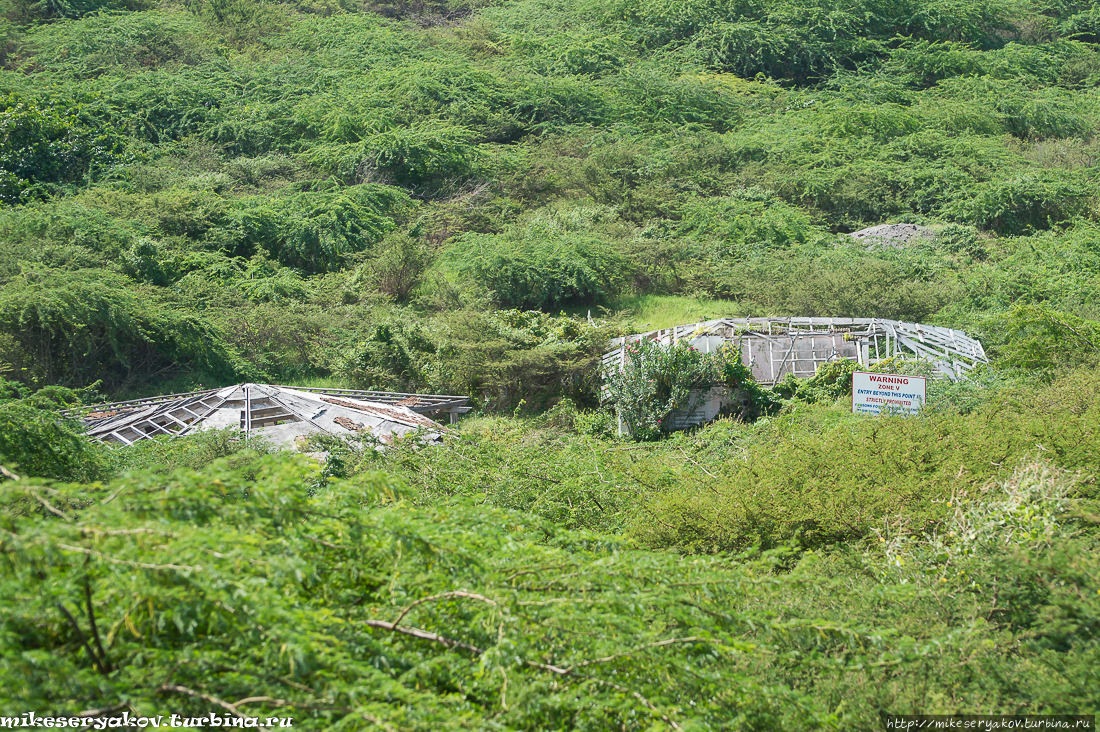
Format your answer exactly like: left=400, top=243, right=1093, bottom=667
left=605, top=317, right=989, bottom=384
left=68, top=384, right=472, bottom=447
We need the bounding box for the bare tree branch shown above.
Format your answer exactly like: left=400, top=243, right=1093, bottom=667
left=158, top=685, right=271, bottom=731
left=77, top=704, right=129, bottom=718
left=84, top=575, right=112, bottom=673
left=392, top=590, right=497, bottom=627
left=30, top=490, right=71, bottom=521
left=364, top=619, right=484, bottom=654
left=57, top=603, right=108, bottom=676
left=57, top=543, right=200, bottom=571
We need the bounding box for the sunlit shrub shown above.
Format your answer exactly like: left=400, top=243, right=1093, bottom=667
left=445, top=211, right=628, bottom=310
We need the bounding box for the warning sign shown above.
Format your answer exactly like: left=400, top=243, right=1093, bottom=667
left=852, top=371, right=926, bottom=415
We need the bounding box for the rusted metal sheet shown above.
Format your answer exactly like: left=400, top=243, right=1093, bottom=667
left=333, top=416, right=364, bottom=432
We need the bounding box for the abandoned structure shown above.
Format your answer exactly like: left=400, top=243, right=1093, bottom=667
left=72, top=384, right=471, bottom=448
left=603, top=317, right=989, bottom=430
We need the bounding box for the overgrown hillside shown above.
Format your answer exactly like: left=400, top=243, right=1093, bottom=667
left=1, top=0, right=1100, bottom=399
left=2, top=0, right=1100, bottom=728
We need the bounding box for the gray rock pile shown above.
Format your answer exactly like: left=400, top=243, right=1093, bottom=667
left=848, top=223, right=935, bottom=249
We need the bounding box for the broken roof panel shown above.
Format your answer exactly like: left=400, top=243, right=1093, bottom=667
left=605, top=317, right=989, bottom=384
left=71, top=384, right=471, bottom=448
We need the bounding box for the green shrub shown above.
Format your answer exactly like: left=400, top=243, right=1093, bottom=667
left=428, top=309, right=620, bottom=408
left=230, top=185, right=415, bottom=273
left=0, top=380, right=103, bottom=481
left=4, top=448, right=1098, bottom=728
left=677, top=188, right=819, bottom=258
left=363, top=231, right=433, bottom=302
left=445, top=207, right=629, bottom=310
left=574, top=407, right=617, bottom=437
left=340, top=318, right=436, bottom=391
left=708, top=251, right=959, bottom=322
left=993, top=304, right=1100, bottom=374
left=953, top=172, right=1094, bottom=234
left=26, top=10, right=209, bottom=74
left=0, top=270, right=253, bottom=389
left=634, top=367, right=1100, bottom=552
left=7, top=0, right=154, bottom=20
left=772, top=357, right=861, bottom=404
left=933, top=222, right=985, bottom=258
left=235, top=253, right=314, bottom=303
left=0, top=94, right=127, bottom=203
left=602, top=338, right=768, bottom=440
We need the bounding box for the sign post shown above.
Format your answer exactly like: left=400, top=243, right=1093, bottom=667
left=851, top=372, right=926, bottom=415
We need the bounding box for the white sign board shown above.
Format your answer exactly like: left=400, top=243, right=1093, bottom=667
left=852, top=371, right=926, bottom=415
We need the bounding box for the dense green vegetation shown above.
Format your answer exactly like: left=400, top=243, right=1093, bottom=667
left=1, top=0, right=1100, bottom=397
left=3, top=0, right=1100, bottom=726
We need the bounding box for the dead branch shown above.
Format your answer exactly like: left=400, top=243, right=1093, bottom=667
left=77, top=704, right=130, bottom=718
left=364, top=618, right=484, bottom=654
left=305, top=535, right=344, bottom=550
left=30, top=490, right=71, bottom=521
left=57, top=543, right=200, bottom=572
left=158, top=685, right=270, bottom=731
left=392, top=590, right=497, bottom=627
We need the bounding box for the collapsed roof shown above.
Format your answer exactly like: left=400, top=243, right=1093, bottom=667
left=606, top=317, right=988, bottom=384
left=74, top=384, right=471, bottom=448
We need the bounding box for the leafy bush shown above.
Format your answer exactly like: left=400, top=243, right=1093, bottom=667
left=0, top=380, right=103, bottom=481
left=677, top=188, right=819, bottom=258
left=0, top=270, right=253, bottom=389
left=772, top=357, right=861, bottom=404
left=6, top=452, right=1097, bottom=728
left=427, top=309, right=621, bottom=408
left=573, top=407, right=617, bottom=437
left=602, top=338, right=772, bottom=440
left=363, top=231, right=433, bottom=301
left=634, top=367, right=1100, bottom=552
left=953, top=171, right=1094, bottom=234
left=708, top=251, right=959, bottom=322
left=340, top=318, right=436, bottom=391
left=25, top=10, right=209, bottom=74
left=992, top=304, right=1100, bottom=374
left=7, top=0, right=154, bottom=20
left=230, top=185, right=415, bottom=273
left=445, top=208, right=628, bottom=310
left=933, top=222, right=985, bottom=258
left=0, top=94, right=127, bottom=203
